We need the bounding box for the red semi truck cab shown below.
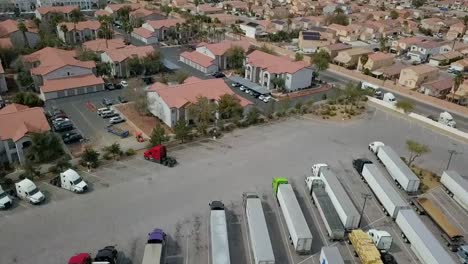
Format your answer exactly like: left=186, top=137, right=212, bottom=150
left=144, top=145, right=167, bottom=161
left=68, top=253, right=92, bottom=264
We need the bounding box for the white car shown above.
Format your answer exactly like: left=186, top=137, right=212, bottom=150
left=239, top=85, right=246, bottom=91
left=109, top=116, right=125, bottom=124
left=120, top=80, right=128, bottom=88
left=263, top=96, right=271, bottom=103
left=97, top=107, right=110, bottom=115
left=259, top=95, right=265, bottom=100
left=52, top=117, right=70, bottom=124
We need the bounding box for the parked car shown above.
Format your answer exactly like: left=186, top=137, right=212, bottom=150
left=212, top=72, right=225, bottom=78
left=118, top=96, right=128, bottom=103
left=62, top=133, right=83, bottom=144
left=52, top=117, right=70, bottom=125
left=109, top=116, right=125, bottom=124
left=231, top=82, right=241, bottom=88
left=259, top=94, right=265, bottom=100
left=101, top=110, right=118, bottom=118
left=262, top=96, right=271, bottom=103
left=239, top=85, right=246, bottom=91
left=51, top=112, right=68, bottom=119
left=120, top=80, right=128, bottom=88
left=114, top=83, right=123, bottom=89
left=102, top=98, right=113, bottom=106
left=54, top=122, right=73, bottom=132
left=105, top=83, right=116, bottom=90
left=97, top=107, right=111, bottom=116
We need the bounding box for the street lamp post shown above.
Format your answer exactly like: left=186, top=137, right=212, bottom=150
left=446, top=149, right=462, bottom=170
left=358, top=193, right=372, bottom=228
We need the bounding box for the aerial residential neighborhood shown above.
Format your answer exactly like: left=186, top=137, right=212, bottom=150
left=0, top=0, right=468, bottom=264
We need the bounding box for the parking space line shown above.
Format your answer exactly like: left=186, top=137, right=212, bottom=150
left=185, top=234, right=189, bottom=264
left=361, top=215, right=387, bottom=230
left=296, top=254, right=316, bottom=264
left=207, top=220, right=210, bottom=264
left=437, top=189, right=468, bottom=219
left=428, top=192, right=467, bottom=233
left=71, top=103, right=97, bottom=134
left=272, top=199, right=295, bottom=264
left=300, top=187, right=328, bottom=247
left=344, top=243, right=357, bottom=264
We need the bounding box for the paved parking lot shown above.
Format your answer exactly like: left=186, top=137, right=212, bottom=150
left=0, top=106, right=467, bottom=264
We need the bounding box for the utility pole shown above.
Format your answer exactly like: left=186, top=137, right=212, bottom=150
left=358, top=193, right=372, bottom=228
left=446, top=149, right=462, bottom=170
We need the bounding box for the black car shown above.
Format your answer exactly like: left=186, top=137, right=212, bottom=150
left=212, top=72, right=225, bottom=78
left=102, top=98, right=113, bottom=106
left=105, top=83, right=116, bottom=90
left=118, top=96, right=128, bottom=103
left=54, top=122, right=73, bottom=132
left=114, top=83, right=123, bottom=89
left=63, top=133, right=83, bottom=144
left=94, top=246, right=118, bottom=264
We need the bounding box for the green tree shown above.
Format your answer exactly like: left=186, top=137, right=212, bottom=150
left=411, top=0, right=426, bottom=8
left=226, top=46, right=246, bottom=69
left=327, top=13, right=349, bottom=26
left=218, top=94, right=243, bottom=119
left=103, top=142, right=122, bottom=160
left=390, top=10, right=399, bottom=20
left=96, top=62, right=111, bottom=76
left=188, top=96, right=216, bottom=135
left=123, top=86, right=149, bottom=115
left=128, top=56, right=143, bottom=76
left=174, top=119, right=190, bottom=142
left=116, top=5, right=131, bottom=21
left=81, top=147, right=100, bottom=167
left=343, top=82, right=361, bottom=109
left=271, top=77, right=286, bottom=92
left=17, top=22, right=30, bottom=49
left=245, top=107, right=260, bottom=125
left=142, top=51, right=164, bottom=75
left=77, top=48, right=99, bottom=62
left=359, top=54, right=369, bottom=70
left=13, top=92, right=43, bottom=107
left=26, top=132, right=64, bottom=163
left=405, top=140, right=430, bottom=166
left=380, top=36, right=388, bottom=52
left=55, top=157, right=72, bottom=172
left=17, top=71, right=34, bottom=88
left=70, top=8, right=84, bottom=42
left=0, top=46, right=18, bottom=68
left=49, top=12, right=65, bottom=30
left=171, top=71, right=189, bottom=84
left=160, top=5, right=173, bottom=17
left=32, top=18, right=41, bottom=29
left=22, top=162, right=41, bottom=179
left=464, top=15, right=468, bottom=26
left=98, top=15, right=114, bottom=48
left=395, top=100, right=415, bottom=113
left=313, top=50, right=331, bottom=74
left=149, top=124, right=168, bottom=146
left=295, top=52, right=304, bottom=61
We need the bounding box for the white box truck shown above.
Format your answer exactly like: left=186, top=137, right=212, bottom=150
left=319, top=246, right=345, bottom=264
left=441, top=171, right=468, bottom=211
left=243, top=193, right=275, bottom=264
left=367, top=229, right=393, bottom=253
left=0, top=185, right=12, bottom=209
left=311, top=164, right=360, bottom=229
left=353, top=159, right=409, bottom=218
left=50, top=169, right=88, bottom=193
left=15, top=179, right=45, bottom=204
left=273, top=178, right=313, bottom=254
left=209, top=200, right=230, bottom=264
left=369, top=142, right=420, bottom=192
left=396, top=209, right=456, bottom=264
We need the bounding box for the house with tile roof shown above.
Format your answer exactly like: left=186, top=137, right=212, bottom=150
left=82, top=38, right=127, bottom=53
left=447, top=79, right=468, bottom=105
left=421, top=17, right=446, bottom=33
left=57, top=20, right=101, bottom=44
left=36, top=0, right=98, bottom=10
left=180, top=40, right=251, bottom=74
left=104, top=3, right=141, bottom=16
left=147, top=77, right=252, bottom=127
left=35, top=5, right=79, bottom=21
left=132, top=18, right=185, bottom=44
left=0, top=104, right=50, bottom=165
left=398, top=65, right=439, bottom=89
left=0, top=19, right=40, bottom=48
left=333, top=48, right=373, bottom=69
left=101, top=45, right=155, bottom=77
left=390, top=36, right=429, bottom=55
left=0, top=61, right=6, bottom=93
left=23, top=47, right=99, bottom=98
left=244, top=50, right=313, bottom=91
left=419, top=77, right=453, bottom=98
left=407, top=40, right=448, bottom=63
left=357, top=52, right=394, bottom=71
left=41, top=74, right=105, bottom=100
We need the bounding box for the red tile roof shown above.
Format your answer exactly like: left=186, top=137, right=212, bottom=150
left=422, top=77, right=453, bottom=91
left=104, top=45, right=154, bottom=62
left=37, top=5, right=79, bottom=15
left=0, top=38, right=12, bottom=48
left=0, top=61, right=4, bottom=74
left=131, top=8, right=159, bottom=17
left=24, top=47, right=95, bottom=76
left=59, top=20, right=100, bottom=31
left=197, top=40, right=251, bottom=56
left=246, top=50, right=310, bottom=74
left=106, top=3, right=141, bottom=12
left=41, top=74, right=104, bottom=93
left=0, top=19, right=38, bottom=37
left=368, top=52, right=394, bottom=61
left=0, top=104, right=50, bottom=142
left=132, top=27, right=154, bottom=39
left=83, top=38, right=126, bottom=52
left=95, top=10, right=111, bottom=17
left=180, top=51, right=215, bottom=68
left=145, top=19, right=184, bottom=30
left=148, top=78, right=252, bottom=108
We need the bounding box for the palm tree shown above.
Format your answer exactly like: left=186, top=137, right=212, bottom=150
left=359, top=54, right=369, bottom=70
left=32, top=18, right=41, bottom=29
left=70, top=8, right=84, bottom=43
left=17, top=22, right=30, bottom=49
left=98, top=15, right=113, bottom=48
left=450, top=73, right=464, bottom=103
left=60, top=24, right=69, bottom=45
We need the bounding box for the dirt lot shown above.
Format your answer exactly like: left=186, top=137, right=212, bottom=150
left=115, top=102, right=172, bottom=137
left=411, top=166, right=441, bottom=193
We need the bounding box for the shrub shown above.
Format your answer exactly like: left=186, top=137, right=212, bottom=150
left=295, top=102, right=303, bottom=110
left=103, top=153, right=112, bottom=160
left=125, top=148, right=136, bottom=156
left=330, top=111, right=337, bottom=116
left=361, top=96, right=368, bottom=102
left=322, top=94, right=327, bottom=100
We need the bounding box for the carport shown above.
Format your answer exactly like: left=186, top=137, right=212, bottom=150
left=229, top=76, right=270, bottom=95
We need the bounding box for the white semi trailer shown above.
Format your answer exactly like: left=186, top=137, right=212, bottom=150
left=441, top=170, right=468, bottom=211
left=209, top=201, right=230, bottom=264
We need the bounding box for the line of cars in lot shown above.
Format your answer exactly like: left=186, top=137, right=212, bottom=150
left=48, top=108, right=84, bottom=145
left=231, top=82, right=271, bottom=103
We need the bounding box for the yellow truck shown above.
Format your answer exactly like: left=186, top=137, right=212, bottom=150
left=349, top=230, right=384, bottom=264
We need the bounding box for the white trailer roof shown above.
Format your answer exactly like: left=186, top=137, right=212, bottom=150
left=364, top=164, right=407, bottom=206
left=320, top=169, right=359, bottom=218
left=380, top=146, right=419, bottom=182
left=320, top=246, right=345, bottom=264
left=313, top=187, right=345, bottom=234
left=142, top=244, right=162, bottom=264
left=278, top=184, right=312, bottom=239
left=211, top=210, right=230, bottom=264
left=444, top=171, right=468, bottom=191
left=246, top=198, right=275, bottom=263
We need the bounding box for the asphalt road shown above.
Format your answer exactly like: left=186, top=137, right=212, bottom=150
left=319, top=70, right=468, bottom=132
left=0, top=107, right=467, bottom=264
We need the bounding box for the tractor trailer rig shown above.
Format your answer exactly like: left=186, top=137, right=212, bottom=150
left=441, top=170, right=468, bottom=211
left=273, top=178, right=313, bottom=254
left=348, top=229, right=383, bottom=264
left=209, top=200, right=230, bottom=264
left=142, top=229, right=166, bottom=264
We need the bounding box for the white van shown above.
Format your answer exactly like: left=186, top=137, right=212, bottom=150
left=0, top=185, right=12, bottom=209
left=15, top=179, right=45, bottom=204
left=361, top=82, right=380, bottom=90
left=383, top=93, right=397, bottom=105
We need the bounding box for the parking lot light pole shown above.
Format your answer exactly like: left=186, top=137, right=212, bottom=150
left=446, top=149, right=461, bottom=170
left=358, top=193, right=372, bottom=228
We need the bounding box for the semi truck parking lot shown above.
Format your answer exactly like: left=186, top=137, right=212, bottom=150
left=0, top=108, right=467, bottom=264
